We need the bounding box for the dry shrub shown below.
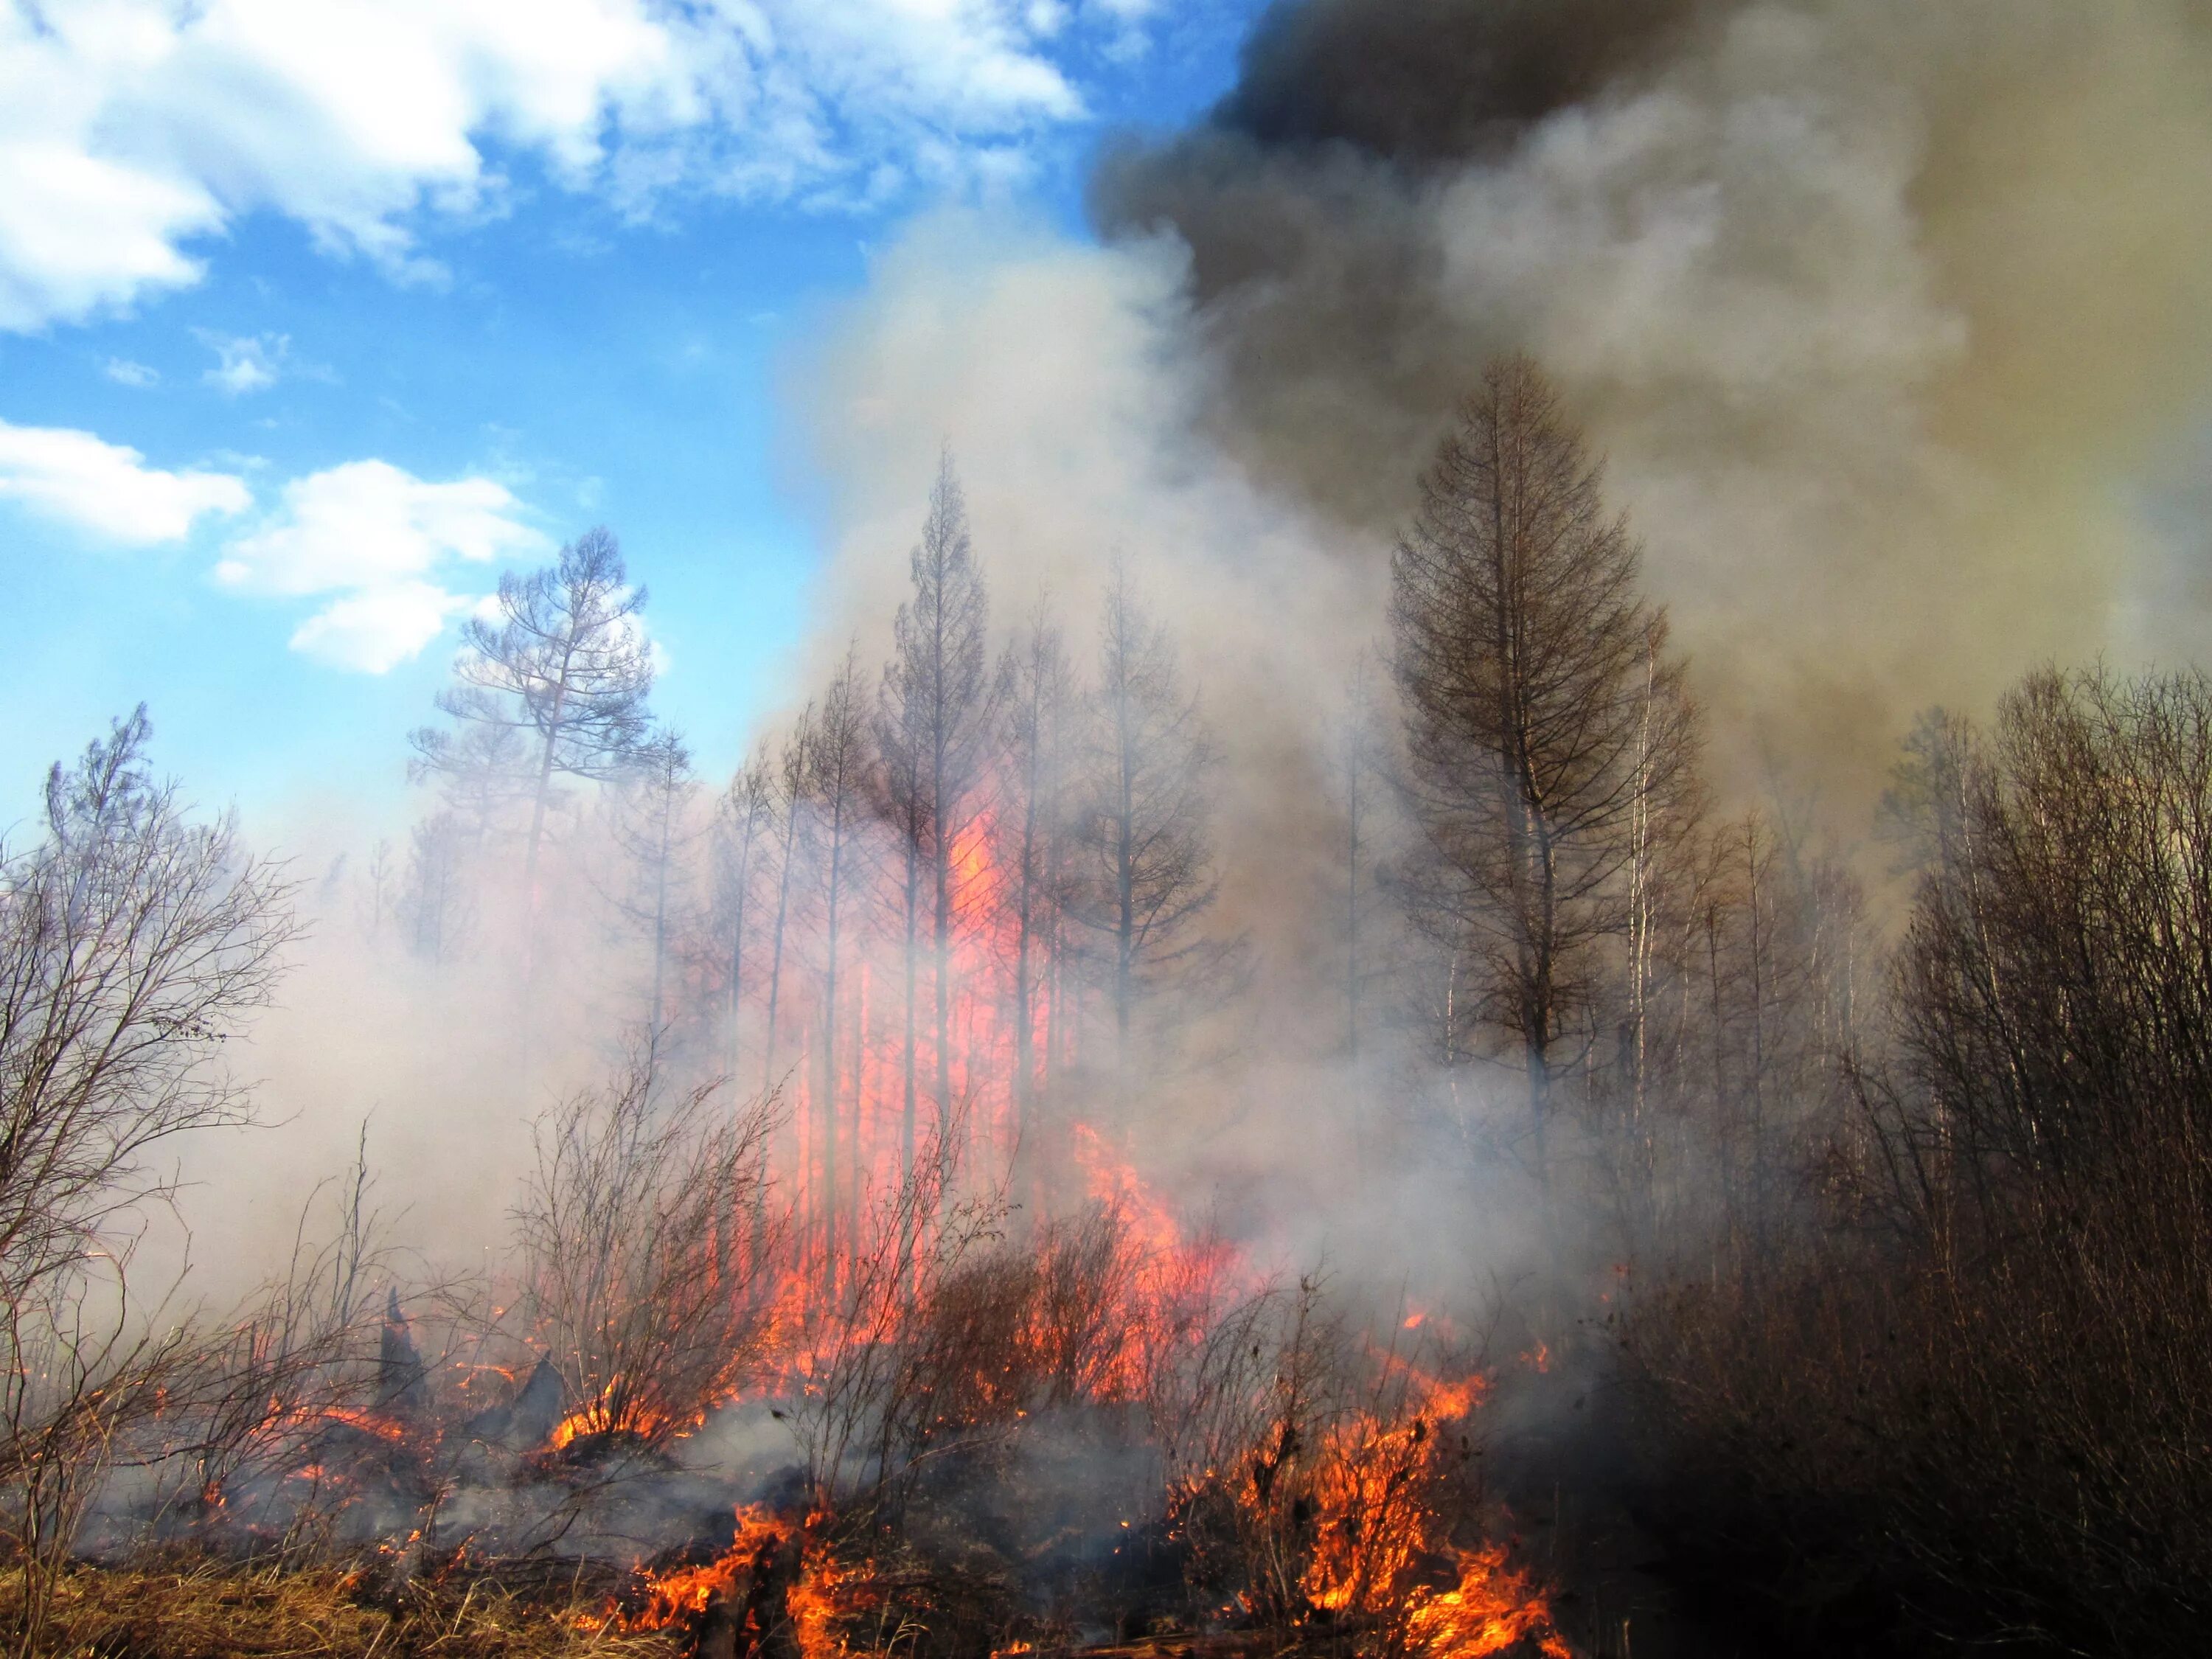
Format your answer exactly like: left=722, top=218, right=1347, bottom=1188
left=510, top=1039, right=785, bottom=1450
left=1624, top=667, right=2212, bottom=1655
left=1156, top=1279, right=1494, bottom=1648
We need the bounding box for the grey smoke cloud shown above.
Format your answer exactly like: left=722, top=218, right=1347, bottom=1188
left=1090, top=0, right=2212, bottom=796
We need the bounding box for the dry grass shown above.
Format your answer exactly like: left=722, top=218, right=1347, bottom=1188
left=0, top=1557, right=680, bottom=1658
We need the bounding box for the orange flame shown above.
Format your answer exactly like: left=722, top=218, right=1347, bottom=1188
left=588, top=1505, right=866, bottom=1659
left=1405, top=1545, right=1572, bottom=1659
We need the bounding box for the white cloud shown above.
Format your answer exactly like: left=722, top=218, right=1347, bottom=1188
left=0, top=418, right=248, bottom=541
left=0, top=0, right=1165, bottom=331
left=102, top=357, right=159, bottom=387
left=288, top=580, right=468, bottom=672
left=198, top=330, right=287, bottom=394
left=219, top=458, right=545, bottom=672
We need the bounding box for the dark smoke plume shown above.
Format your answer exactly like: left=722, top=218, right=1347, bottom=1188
left=1094, top=0, right=2212, bottom=797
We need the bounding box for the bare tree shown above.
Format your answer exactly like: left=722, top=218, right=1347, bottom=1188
left=411, top=527, right=653, bottom=926
left=1332, top=659, right=1397, bottom=1068
left=998, top=605, right=1078, bottom=1147
left=397, top=810, right=475, bottom=964
left=1074, top=561, right=1230, bottom=1112
left=802, top=650, right=877, bottom=1276
left=759, top=708, right=813, bottom=1095
left=0, top=711, right=295, bottom=1646
left=1390, top=355, right=1697, bottom=1194
left=877, top=456, right=998, bottom=1165
left=603, top=729, right=701, bottom=1033
left=0, top=1263, right=194, bottom=1652
left=358, top=838, right=396, bottom=942
left=0, top=709, right=298, bottom=1303
left=712, top=742, right=778, bottom=1085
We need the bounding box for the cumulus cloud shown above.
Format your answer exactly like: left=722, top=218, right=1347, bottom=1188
left=218, top=459, right=544, bottom=672
left=286, top=580, right=470, bottom=672
left=0, top=0, right=1169, bottom=330
left=0, top=418, right=248, bottom=542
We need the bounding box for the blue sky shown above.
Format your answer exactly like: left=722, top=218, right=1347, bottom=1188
left=0, top=0, right=1267, bottom=833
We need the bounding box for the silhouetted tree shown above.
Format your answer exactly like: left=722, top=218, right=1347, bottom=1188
left=1390, top=355, right=1696, bottom=1194
left=877, top=457, right=998, bottom=1164
left=398, top=810, right=474, bottom=964
left=803, top=650, right=876, bottom=1273
left=1074, top=561, right=1228, bottom=1112
left=760, top=708, right=812, bottom=1095
left=999, top=603, right=1078, bottom=1141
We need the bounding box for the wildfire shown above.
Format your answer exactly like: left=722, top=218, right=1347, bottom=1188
left=586, top=1504, right=869, bottom=1659
left=1298, top=1360, right=1492, bottom=1618
left=1405, top=1545, right=1572, bottom=1659
left=544, top=1384, right=688, bottom=1453
left=616, top=1504, right=795, bottom=1631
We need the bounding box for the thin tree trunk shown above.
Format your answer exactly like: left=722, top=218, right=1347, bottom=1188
left=902, top=833, right=920, bottom=1183
left=761, top=788, right=798, bottom=1094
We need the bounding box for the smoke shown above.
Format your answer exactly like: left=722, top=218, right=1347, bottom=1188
left=1074, top=0, right=2212, bottom=796
left=147, top=0, right=2212, bottom=1326
left=752, top=0, right=2212, bottom=1284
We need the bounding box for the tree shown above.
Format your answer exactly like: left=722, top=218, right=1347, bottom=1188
left=802, top=650, right=876, bottom=1276
left=759, top=707, right=813, bottom=1095
left=1074, top=561, right=1228, bottom=1111
left=603, top=730, right=701, bottom=1033
left=998, top=604, right=1078, bottom=1141
left=397, top=810, right=475, bottom=964
left=711, top=742, right=778, bottom=1086
left=1389, top=355, right=1697, bottom=1194
left=411, top=527, right=653, bottom=924
left=877, top=457, right=998, bottom=1166
left=0, top=709, right=299, bottom=1302
left=1332, top=659, right=1395, bottom=1067
left=512, top=1039, right=782, bottom=1450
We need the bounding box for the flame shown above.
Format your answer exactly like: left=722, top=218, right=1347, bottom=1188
left=316, top=1404, right=410, bottom=1443
left=1405, top=1545, right=1572, bottom=1659
left=617, top=1503, right=795, bottom=1631
left=544, top=1383, right=688, bottom=1453
left=1298, top=1360, right=1492, bottom=1619
left=589, top=1505, right=868, bottom=1659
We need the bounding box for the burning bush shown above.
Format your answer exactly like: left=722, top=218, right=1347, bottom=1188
left=511, top=1040, right=785, bottom=1455
left=1155, top=1280, right=1565, bottom=1659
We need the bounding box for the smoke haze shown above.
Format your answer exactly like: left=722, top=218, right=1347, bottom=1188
left=147, top=0, right=2212, bottom=1312
left=810, top=0, right=2212, bottom=807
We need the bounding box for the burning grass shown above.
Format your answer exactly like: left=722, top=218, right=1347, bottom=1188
left=0, top=1042, right=1571, bottom=1659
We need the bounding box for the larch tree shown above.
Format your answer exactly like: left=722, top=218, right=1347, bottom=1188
left=998, top=603, right=1077, bottom=1141
left=411, top=526, right=653, bottom=928
left=398, top=810, right=474, bottom=964
left=712, top=741, right=778, bottom=1085
left=1389, top=355, right=1697, bottom=1195
left=802, top=650, right=876, bottom=1276
left=1333, top=658, right=1394, bottom=1067
left=1074, top=560, right=1228, bottom=1113
left=759, top=706, right=813, bottom=1095
left=877, top=457, right=997, bottom=1164
left=604, top=729, right=700, bottom=1034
